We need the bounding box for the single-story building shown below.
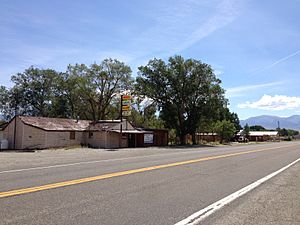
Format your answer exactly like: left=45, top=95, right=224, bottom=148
left=237, top=130, right=279, bottom=142
left=1, top=116, right=168, bottom=150
left=137, top=128, right=169, bottom=147
left=196, top=133, right=221, bottom=143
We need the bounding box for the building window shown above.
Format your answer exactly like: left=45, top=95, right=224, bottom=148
left=89, top=132, right=93, bottom=139
left=70, top=131, right=75, bottom=140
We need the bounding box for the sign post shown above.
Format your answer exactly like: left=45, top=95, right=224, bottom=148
left=119, top=94, right=131, bottom=148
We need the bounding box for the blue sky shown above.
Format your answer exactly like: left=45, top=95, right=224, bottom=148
left=1, top=0, right=300, bottom=119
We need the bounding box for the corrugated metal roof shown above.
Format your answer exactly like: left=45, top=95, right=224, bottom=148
left=86, top=121, right=121, bottom=131
left=249, top=131, right=278, bottom=136
left=18, top=116, right=135, bottom=132
left=20, top=116, right=92, bottom=131
left=110, top=130, right=151, bottom=134
left=237, top=130, right=278, bottom=136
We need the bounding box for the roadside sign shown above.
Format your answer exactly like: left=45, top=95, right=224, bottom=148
left=122, top=105, right=130, bottom=111
left=122, top=95, right=131, bottom=100
left=122, top=100, right=130, bottom=105
left=122, top=111, right=131, bottom=116
left=121, top=95, right=131, bottom=117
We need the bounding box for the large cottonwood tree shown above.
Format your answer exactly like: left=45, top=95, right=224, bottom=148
left=136, top=55, right=227, bottom=145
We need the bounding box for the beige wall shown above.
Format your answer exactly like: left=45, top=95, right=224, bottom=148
left=21, top=124, right=46, bottom=149
left=85, top=131, right=106, bottom=148
left=3, top=117, right=132, bottom=150
left=3, top=117, right=24, bottom=149
left=0, top=131, right=3, bottom=140
left=22, top=128, right=85, bottom=149
left=107, top=132, right=127, bottom=148
left=85, top=131, right=127, bottom=149
left=3, top=117, right=85, bottom=149
left=43, top=131, right=84, bottom=148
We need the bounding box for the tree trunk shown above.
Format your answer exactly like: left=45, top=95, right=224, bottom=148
left=192, top=133, right=197, bottom=145
left=179, top=134, right=186, bottom=145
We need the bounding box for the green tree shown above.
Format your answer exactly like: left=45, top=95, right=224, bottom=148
left=136, top=55, right=226, bottom=145
left=243, top=123, right=250, bottom=138
left=0, top=85, right=25, bottom=120
left=214, top=120, right=236, bottom=143
left=277, top=128, right=299, bottom=137
left=11, top=67, right=60, bottom=117
left=0, top=86, right=10, bottom=119
left=250, top=125, right=266, bottom=131
left=217, top=107, right=241, bottom=131
left=67, top=59, right=133, bottom=120
left=129, top=97, right=164, bottom=129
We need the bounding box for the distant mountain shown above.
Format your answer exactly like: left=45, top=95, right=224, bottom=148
left=240, top=115, right=300, bottom=131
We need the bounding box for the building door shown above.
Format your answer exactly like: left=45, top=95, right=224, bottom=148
left=128, top=134, right=136, bottom=147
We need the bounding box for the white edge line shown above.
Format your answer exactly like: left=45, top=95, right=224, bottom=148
left=174, top=157, right=300, bottom=225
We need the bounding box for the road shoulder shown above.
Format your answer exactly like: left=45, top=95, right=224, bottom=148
left=202, top=160, right=300, bottom=225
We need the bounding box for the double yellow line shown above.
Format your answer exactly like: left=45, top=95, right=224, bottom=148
left=0, top=145, right=286, bottom=198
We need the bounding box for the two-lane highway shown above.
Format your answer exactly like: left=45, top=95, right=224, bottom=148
left=1, top=142, right=300, bottom=225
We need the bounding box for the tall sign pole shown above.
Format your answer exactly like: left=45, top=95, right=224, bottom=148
left=120, top=94, right=132, bottom=148
left=119, top=95, right=123, bottom=148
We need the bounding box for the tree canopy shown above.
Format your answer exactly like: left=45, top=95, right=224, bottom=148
left=250, top=125, right=266, bottom=131
left=135, top=55, right=228, bottom=145
left=0, top=59, right=133, bottom=121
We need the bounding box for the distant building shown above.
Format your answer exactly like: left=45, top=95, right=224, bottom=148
left=1, top=116, right=168, bottom=150
left=196, top=133, right=221, bottom=143
left=237, top=130, right=279, bottom=142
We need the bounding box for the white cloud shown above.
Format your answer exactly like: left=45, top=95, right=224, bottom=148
left=134, top=0, right=241, bottom=57
left=238, top=95, right=300, bottom=111
left=226, top=81, right=283, bottom=97
left=251, top=49, right=300, bottom=74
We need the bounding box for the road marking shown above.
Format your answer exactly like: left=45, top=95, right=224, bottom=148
left=174, top=157, right=300, bottom=225
left=0, top=149, right=217, bottom=174
left=0, top=143, right=289, bottom=174
left=0, top=145, right=294, bottom=198
left=0, top=144, right=264, bottom=174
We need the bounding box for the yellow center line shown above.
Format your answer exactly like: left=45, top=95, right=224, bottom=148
left=0, top=145, right=291, bottom=198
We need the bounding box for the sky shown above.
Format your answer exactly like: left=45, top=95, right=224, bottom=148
left=0, top=0, right=300, bottom=120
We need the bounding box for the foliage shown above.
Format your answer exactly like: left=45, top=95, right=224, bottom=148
left=66, top=59, right=133, bottom=120
left=135, top=55, right=226, bottom=145
left=1, top=59, right=133, bottom=121
left=129, top=100, right=164, bottom=129
left=11, top=67, right=60, bottom=117
left=242, top=123, right=250, bottom=138
left=213, top=120, right=236, bottom=143
left=278, top=128, right=299, bottom=137
left=250, top=125, right=266, bottom=131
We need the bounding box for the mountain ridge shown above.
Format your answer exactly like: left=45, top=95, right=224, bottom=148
left=240, top=115, right=300, bottom=131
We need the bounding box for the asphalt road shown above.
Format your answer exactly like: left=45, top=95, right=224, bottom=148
left=0, top=142, right=300, bottom=225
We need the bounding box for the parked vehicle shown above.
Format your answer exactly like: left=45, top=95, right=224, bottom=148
left=238, top=136, right=248, bottom=143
